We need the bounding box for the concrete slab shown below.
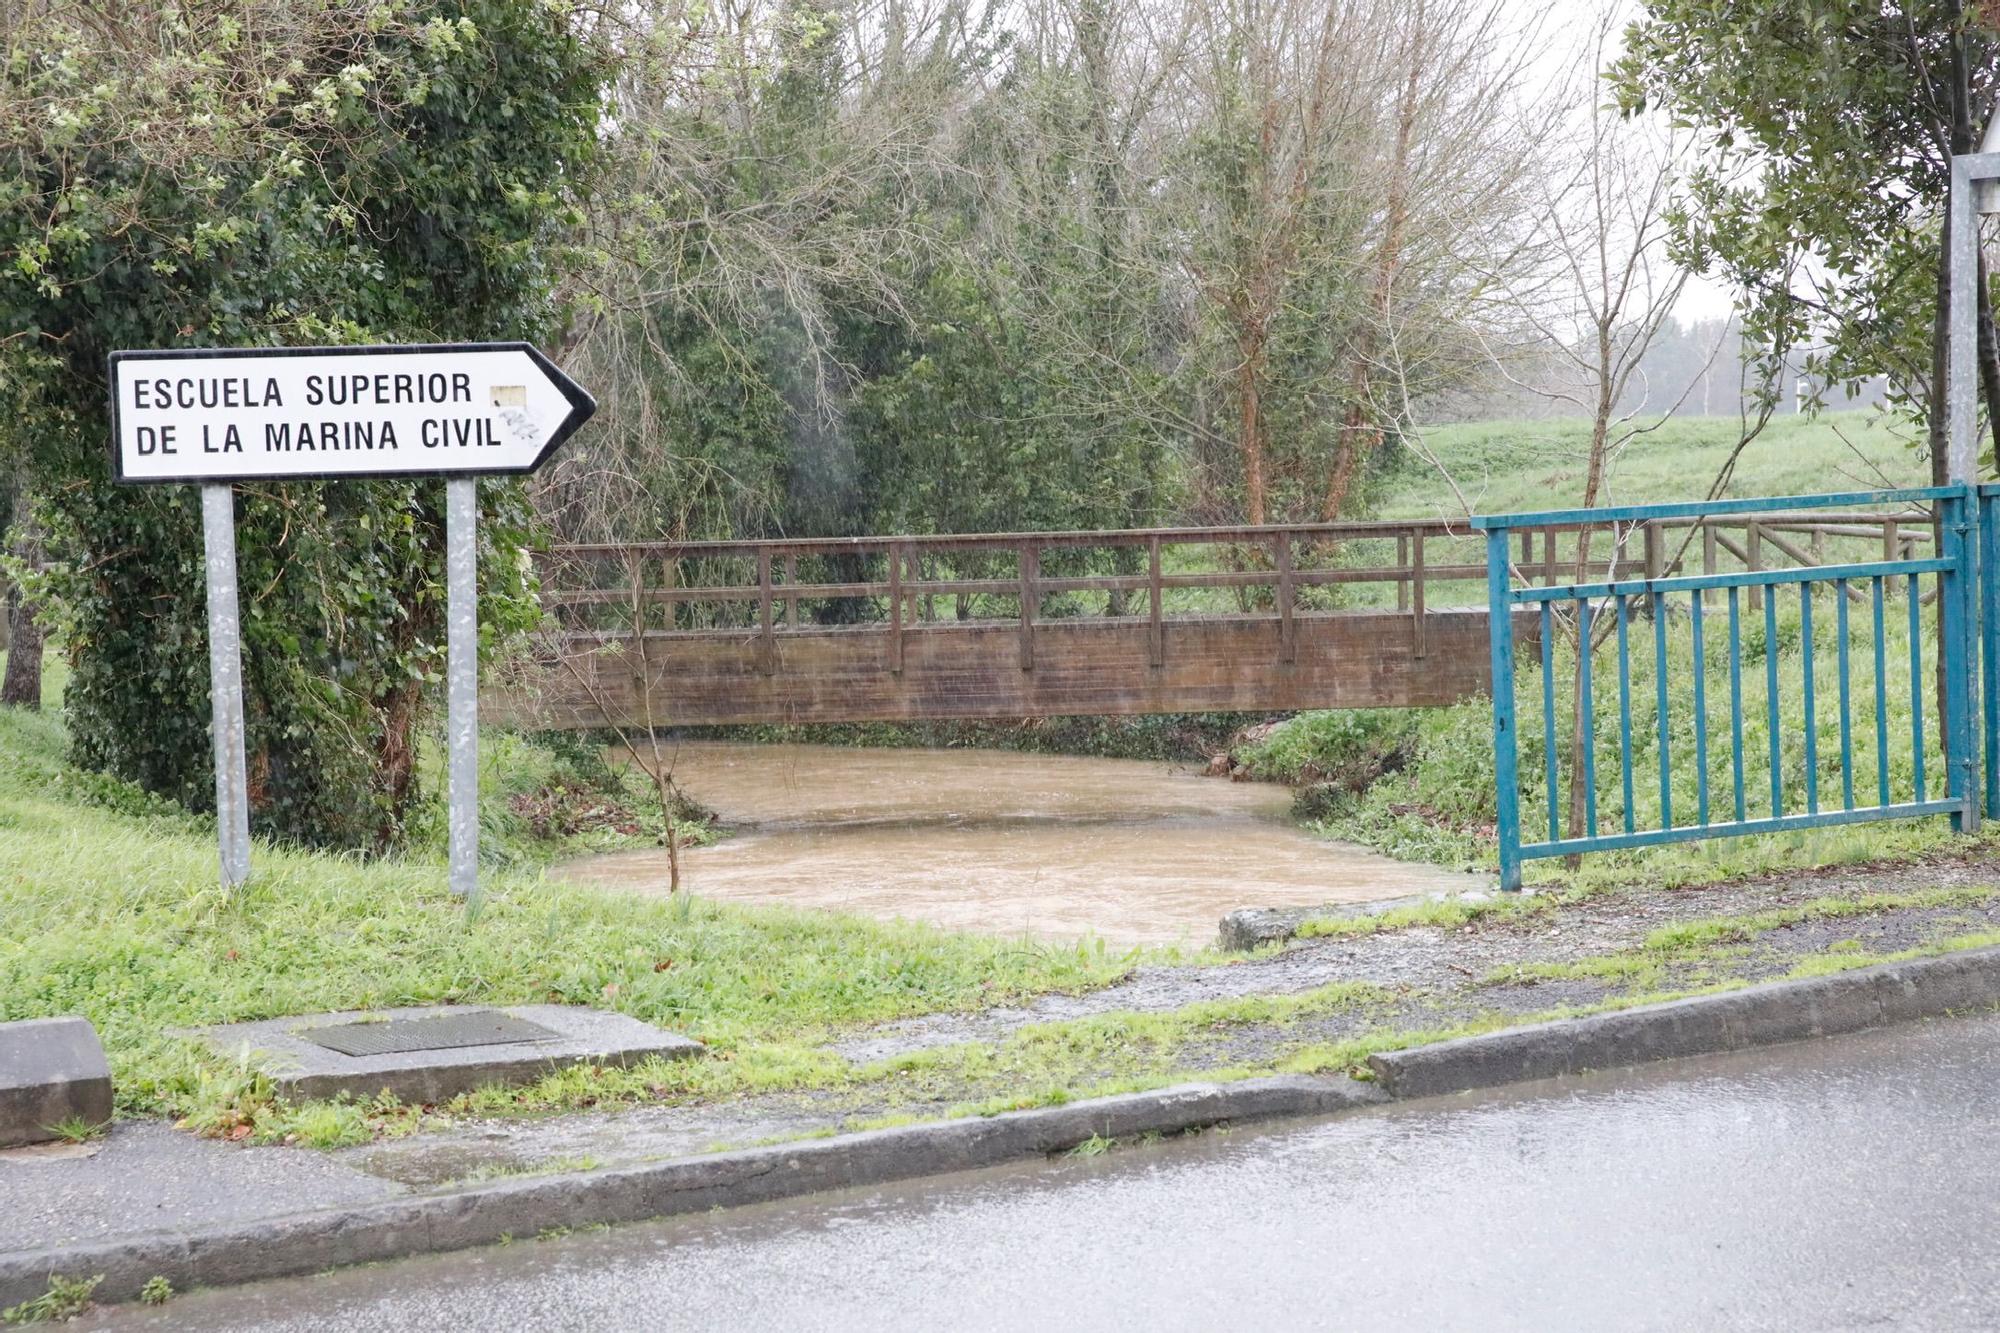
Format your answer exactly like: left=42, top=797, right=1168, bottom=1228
left=191, top=1005, right=702, bottom=1104
left=0, top=1017, right=113, bottom=1149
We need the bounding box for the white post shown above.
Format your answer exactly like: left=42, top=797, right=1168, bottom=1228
left=1950, top=157, right=1978, bottom=487
left=200, top=484, right=251, bottom=888
left=446, top=478, right=480, bottom=901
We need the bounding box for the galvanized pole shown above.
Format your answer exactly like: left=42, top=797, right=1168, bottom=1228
left=200, top=484, right=251, bottom=888
left=1948, top=155, right=1996, bottom=832
left=446, top=478, right=480, bottom=901
left=1949, top=158, right=1978, bottom=487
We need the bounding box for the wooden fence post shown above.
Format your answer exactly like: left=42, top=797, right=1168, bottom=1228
left=1275, top=531, right=1296, bottom=664
left=1148, top=535, right=1164, bottom=669
left=1018, top=544, right=1037, bottom=671
left=1411, top=531, right=1427, bottom=659
left=756, top=549, right=775, bottom=675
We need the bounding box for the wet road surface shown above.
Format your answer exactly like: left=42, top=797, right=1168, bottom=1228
left=561, top=742, right=1478, bottom=947
left=94, top=1012, right=2000, bottom=1331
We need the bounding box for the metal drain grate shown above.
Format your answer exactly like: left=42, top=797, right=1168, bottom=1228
left=299, top=1010, right=560, bottom=1058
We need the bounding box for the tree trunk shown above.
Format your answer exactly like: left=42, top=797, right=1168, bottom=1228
left=1, top=485, right=43, bottom=711
left=1976, top=247, right=2000, bottom=466
left=1238, top=323, right=1269, bottom=526
left=1563, top=359, right=1617, bottom=853
left=1322, top=11, right=1424, bottom=523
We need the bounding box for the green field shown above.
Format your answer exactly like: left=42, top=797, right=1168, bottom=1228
left=1313, top=412, right=1934, bottom=614
left=1381, top=411, right=1928, bottom=519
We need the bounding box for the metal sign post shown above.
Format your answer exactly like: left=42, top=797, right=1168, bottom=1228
left=445, top=478, right=480, bottom=902
left=1948, top=150, right=2000, bottom=832
left=200, top=484, right=252, bottom=887
left=109, top=342, right=594, bottom=897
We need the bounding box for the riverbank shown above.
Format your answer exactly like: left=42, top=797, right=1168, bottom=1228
left=0, top=664, right=1130, bottom=1146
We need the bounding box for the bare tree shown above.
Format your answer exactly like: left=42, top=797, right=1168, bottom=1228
left=1463, top=10, right=1778, bottom=848
left=1320, top=0, right=1558, bottom=521
left=1158, top=0, right=1558, bottom=526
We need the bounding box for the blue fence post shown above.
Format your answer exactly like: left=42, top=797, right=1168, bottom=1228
left=1487, top=528, right=1522, bottom=892
left=1940, top=486, right=1979, bottom=832
left=1982, top=486, right=2000, bottom=822
left=1984, top=489, right=2000, bottom=820
left=1478, top=486, right=1969, bottom=882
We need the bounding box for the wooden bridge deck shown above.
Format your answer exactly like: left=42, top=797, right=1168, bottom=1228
left=495, top=511, right=1931, bottom=730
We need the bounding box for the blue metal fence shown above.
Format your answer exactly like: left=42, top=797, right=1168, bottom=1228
left=1477, top=487, right=1979, bottom=892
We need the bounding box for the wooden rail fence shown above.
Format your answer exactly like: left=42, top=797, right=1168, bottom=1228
left=493, top=510, right=1935, bottom=729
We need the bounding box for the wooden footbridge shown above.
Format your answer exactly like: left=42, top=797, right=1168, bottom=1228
left=495, top=510, right=1934, bottom=730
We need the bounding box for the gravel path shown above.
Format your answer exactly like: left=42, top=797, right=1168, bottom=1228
left=830, top=852, right=2000, bottom=1062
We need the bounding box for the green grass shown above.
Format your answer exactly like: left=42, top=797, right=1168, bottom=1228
left=0, top=662, right=1130, bottom=1134
left=2, top=1275, right=100, bottom=1326
left=1384, top=411, right=1925, bottom=521
left=1247, top=566, right=1986, bottom=886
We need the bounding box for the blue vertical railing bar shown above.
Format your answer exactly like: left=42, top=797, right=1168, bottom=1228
left=1653, top=589, right=1672, bottom=829
left=1541, top=602, right=1558, bottom=845
left=1983, top=488, right=2000, bottom=820
left=1471, top=485, right=1975, bottom=889
left=1485, top=530, right=1522, bottom=892
left=1728, top=587, right=1746, bottom=822
left=1836, top=581, right=1854, bottom=810
left=1691, top=593, right=1709, bottom=825
left=1937, top=491, right=1979, bottom=832
left=1873, top=577, right=1889, bottom=807
left=1578, top=599, right=1597, bottom=837
left=1616, top=595, right=1635, bottom=834
left=1800, top=584, right=1817, bottom=815
left=1909, top=573, right=1926, bottom=802
left=1764, top=593, right=1782, bottom=818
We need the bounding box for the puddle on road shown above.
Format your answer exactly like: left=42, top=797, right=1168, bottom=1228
left=558, top=743, right=1481, bottom=948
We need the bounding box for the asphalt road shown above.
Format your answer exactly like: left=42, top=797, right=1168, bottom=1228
left=89, top=1013, right=2000, bottom=1331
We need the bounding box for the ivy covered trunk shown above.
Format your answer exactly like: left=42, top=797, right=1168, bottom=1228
left=1, top=480, right=41, bottom=710
left=1, top=2, right=604, bottom=850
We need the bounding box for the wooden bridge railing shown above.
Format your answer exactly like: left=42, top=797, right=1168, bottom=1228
left=502, top=508, right=1938, bottom=727
left=535, top=510, right=1935, bottom=668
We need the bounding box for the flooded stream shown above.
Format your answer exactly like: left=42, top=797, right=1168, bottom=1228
left=559, top=743, right=1480, bottom=948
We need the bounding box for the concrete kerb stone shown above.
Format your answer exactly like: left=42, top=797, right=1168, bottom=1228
left=8, top=945, right=2000, bottom=1312
left=0, top=1076, right=1385, bottom=1309
left=1366, top=944, right=2000, bottom=1099
left=0, top=1018, right=114, bottom=1150
left=1216, top=889, right=1503, bottom=952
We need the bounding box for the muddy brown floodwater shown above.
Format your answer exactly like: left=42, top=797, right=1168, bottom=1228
left=558, top=743, right=1482, bottom=948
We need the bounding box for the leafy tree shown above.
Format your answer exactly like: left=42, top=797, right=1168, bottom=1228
left=1613, top=0, right=2000, bottom=471
left=0, top=1, right=604, bottom=847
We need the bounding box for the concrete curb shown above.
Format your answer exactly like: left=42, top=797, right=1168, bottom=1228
left=1368, top=944, right=2000, bottom=1098
left=7, top=944, right=2000, bottom=1310
left=0, top=1076, right=1384, bottom=1308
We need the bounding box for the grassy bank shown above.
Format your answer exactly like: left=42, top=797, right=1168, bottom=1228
left=0, top=658, right=1129, bottom=1136
left=1243, top=585, right=1984, bottom=887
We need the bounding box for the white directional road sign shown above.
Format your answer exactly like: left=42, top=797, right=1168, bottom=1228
left=109, top=342, right=595, bottom=483
left=107, top=340, right=596, bottom=901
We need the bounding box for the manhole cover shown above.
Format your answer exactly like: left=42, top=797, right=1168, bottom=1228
left=299, top=1010, right=560, bottom=1058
